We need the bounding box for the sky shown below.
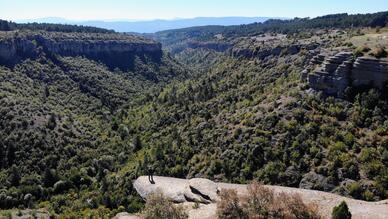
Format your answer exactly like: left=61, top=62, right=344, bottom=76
left=0, top=0, right=387, bottom=21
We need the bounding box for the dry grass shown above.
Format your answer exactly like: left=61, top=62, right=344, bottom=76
left=142, top=192, right=188, bottom=219
left=369, top=46, right=387, bottom=58
left=217, top=189, right=247, bottom=219
left=217, top=181, right=320, bottom=219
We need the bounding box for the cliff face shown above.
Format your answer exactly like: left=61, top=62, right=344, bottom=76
left=305, top=52, right=388, bottom=97
left=231, top=43, right=319, bottom=59
left=0, top=31, right=162, bottom=70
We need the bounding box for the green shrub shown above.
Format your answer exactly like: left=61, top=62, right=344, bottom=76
left=347, top=182, right=362, bottom=199
left=332, top=201, right=351, bottom=219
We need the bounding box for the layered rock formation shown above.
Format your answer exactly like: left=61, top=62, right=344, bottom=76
left=306, top=52, right=388, bottom=97
left=232, top=43, right=319, bottom=59
left=0, top=31, right=162, bottom=70
left=352, top=57, right=388, bottom=88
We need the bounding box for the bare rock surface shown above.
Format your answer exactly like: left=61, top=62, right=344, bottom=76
left=133, top=176, right=388, bottom=219
left=133, top=176, right=188, bottom=203
left=305, top=51, right=388, bottom=97
left=133, top=176, right=219, bottom=204
left=188, top=178, right=219, bottom=203
left=112, top=212, right=141, bottom=219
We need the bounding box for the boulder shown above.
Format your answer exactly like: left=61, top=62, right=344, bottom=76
left=185, top=178, right=219, bottom=203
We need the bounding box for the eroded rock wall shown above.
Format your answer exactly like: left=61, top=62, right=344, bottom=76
left=0, top=31, right=162, bottom=70
left=306, top=52, right=388, bottom=97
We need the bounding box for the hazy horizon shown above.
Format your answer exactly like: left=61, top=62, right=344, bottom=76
left=1, top=0, right=387, bottom=21
left=13, top=16, right=284, bottom=23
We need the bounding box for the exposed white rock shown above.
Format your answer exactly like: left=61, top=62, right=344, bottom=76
left=188, top=178, right=219, bottom=203
left=305, top=51, right=388, bottom=97
left=133, top=176, right=220, bottom=204
left=133, top=176, right=188, bottom=203
left=133, top=176, right=388, bottom=219
left=112, top=212, right=141, bottom=219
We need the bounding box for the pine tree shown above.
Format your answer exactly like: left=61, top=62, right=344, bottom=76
left=8, top=165, right=21, bottom=187
left=42, top=168, right=58, bottom=187
left=332, top=201, right=352, bottom=219
left=6, top=144, right=16, bottom=167
left=132, top=135, right=142, bottom=152
left=0, top=143, right=4, bottom=168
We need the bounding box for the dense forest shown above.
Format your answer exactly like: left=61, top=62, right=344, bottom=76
left=155, top=11, right=388, bottom=43
left=0, top=11, right=387, bottom=218
left=0, top=19, right=114, bottom=33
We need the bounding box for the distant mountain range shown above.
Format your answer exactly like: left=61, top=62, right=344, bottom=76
left=15, top=17, right=286, bottom=33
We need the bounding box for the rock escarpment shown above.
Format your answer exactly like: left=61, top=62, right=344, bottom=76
left=0, top=31, right=162, bottom=70
left=352, top=57, right=388, bottom=88
left=232, top=43, right=319, bottom=59
left=305, top=51, right=388, bottom=97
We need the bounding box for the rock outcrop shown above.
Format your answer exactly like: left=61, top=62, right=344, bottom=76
left=232, top=43, right=319, bottom=59
left=352, top=57, right=388, bottom=88
left=132, top=176, right=388, bottom=219
left=0, top=31, right=162, bottom=70
left=305, top=51, right=388, bottom=97
left=186, top=41, right=231, bottom=52
left=133, top=176, right=219, bottom=204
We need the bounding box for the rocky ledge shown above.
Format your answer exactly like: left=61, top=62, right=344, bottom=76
left=231, top=42, right=319, bottom=59
left=134, top=176, right=219, bottom=204
left=305, top=52, right=388, bottom=97
left=131, top=176, right=388, bottom=219
left=0, top=31, right=162, bottom=70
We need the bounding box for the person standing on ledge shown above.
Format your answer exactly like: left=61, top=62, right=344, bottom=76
left=147, top=164, right=155, bottom=184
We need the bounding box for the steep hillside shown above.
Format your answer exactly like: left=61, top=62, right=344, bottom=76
left=0, top=12, right=388, bottom=218
left=152, top=11, right=388, bottom=72
left=117, top=26, right=388, bottom=208
left=0, top=28, right=188, bottom=217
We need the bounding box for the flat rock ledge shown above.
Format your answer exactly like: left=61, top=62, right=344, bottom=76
left=133, top=176, right=219, bottom=204
left=132, top=176, right=388, bottom=219
left=112, top=212, right=141, bottom=219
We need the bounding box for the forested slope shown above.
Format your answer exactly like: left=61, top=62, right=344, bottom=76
left=0, top=12, right=387, bottom=218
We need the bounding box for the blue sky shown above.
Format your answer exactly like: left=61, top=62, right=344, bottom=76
left=1, top=0, right=387, bottom=21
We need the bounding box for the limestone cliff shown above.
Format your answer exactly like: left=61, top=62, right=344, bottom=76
left=231, top=42, right=319, bottom=59
left=0, top=30, right=162, bottom=70
left=305, top=51, right=388, bottom=97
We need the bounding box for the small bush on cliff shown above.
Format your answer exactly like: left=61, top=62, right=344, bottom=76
left=217, top=189, right=247, bottom=219
left=142, top=192, right=188, bottom=219
left=354, top=45, right=370, bottom=57
left=217, top=181, right=320, bottom=219
left=332, top=201, right=351, bottom=219
left=369, top=47, right=387, bottom=58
